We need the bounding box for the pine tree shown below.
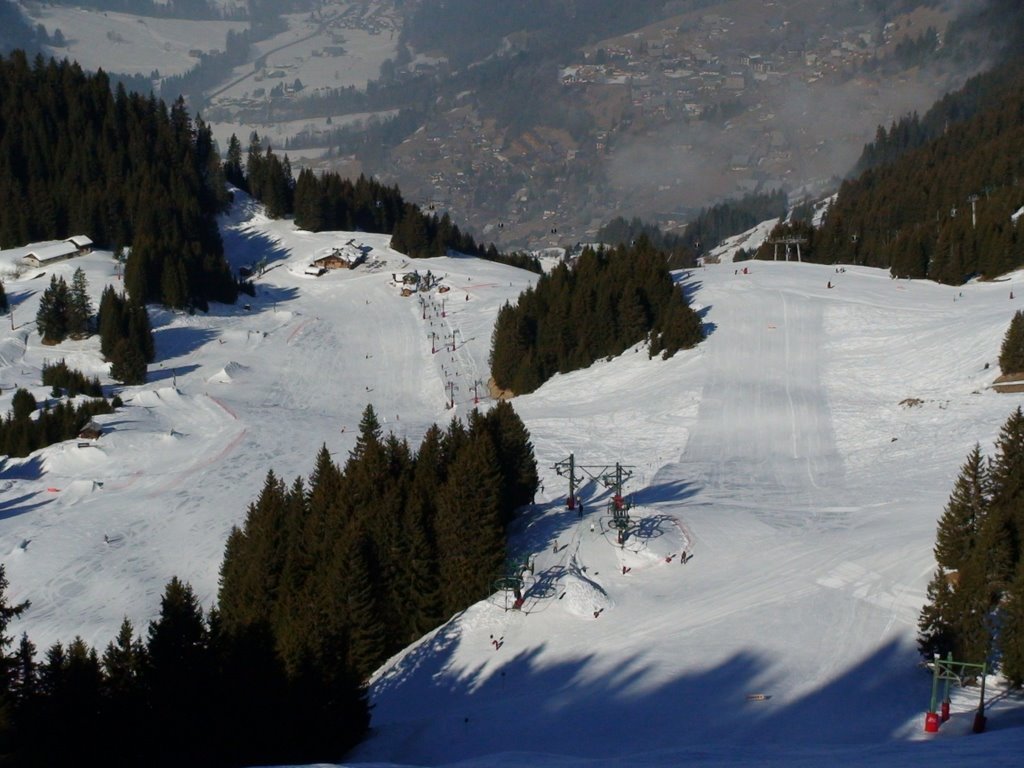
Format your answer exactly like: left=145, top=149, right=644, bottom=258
left=948, top=549, right=996, bottom=667
left=934, top=444, right=989, bottom=572
left=435, top=432, right=505, bottom=616
left=306, top=444, right=344, bottom=558
left=127, top=302, right=154, bottom=363
left=67, top=267, right=92, bottom=338
left=146, top=577, right=213, bottom=758
left=246, top=132, right=264, bottom=198
left=11, top=633, right=36, bottom=709
left=0, top=565, right=30, bottom=751
left=54, top=637, right=104, bottom=754
left=101, top=617, right=146, bottom=707
left=345, top=404, right=387, bottom=517
left=347, top=404, right=383, bottom=469
left=35, top=275, right=70, bottom=344
left=10, top=388, right=35, bottom=421
left=1000, top=560, right=1024, bottom=686
left=1000, top=310, right=1024, bottom=376
left=343, top=535, right=387, bottom=681
left=987, top=407, right=1024, bottom=588
left=294, top=167, right=324, bottom=231
left=224, top=133, right=245, bottom=189
left=97, top=285, right=124, bottom=359
left=484, top=400, right=539, bottom=523
left=109, top=337, right=147, bottom=385
left=401, top=490, right=443, bottom=638
left=218, top=470, right=288, bottom=630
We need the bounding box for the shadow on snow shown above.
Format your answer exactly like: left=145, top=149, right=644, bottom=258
left=363, top=629, right=936, bottom=764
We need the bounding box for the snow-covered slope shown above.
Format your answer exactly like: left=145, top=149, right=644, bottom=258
left=2, top=204, right=1024, bottom=767
left=348, top=261, right=1024, bottom=767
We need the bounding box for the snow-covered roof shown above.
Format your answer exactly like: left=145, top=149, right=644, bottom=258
left=66, top=235, right=93, bottom=249
left=23, top=241, right=78, bottom=264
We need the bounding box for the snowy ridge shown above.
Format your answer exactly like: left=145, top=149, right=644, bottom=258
left=706, top=218, right=779, bottom=263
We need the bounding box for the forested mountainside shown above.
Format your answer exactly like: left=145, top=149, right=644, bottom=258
left=754, top=51, right=1024, bottom=284
left=0, top=53, right=236, bottom=308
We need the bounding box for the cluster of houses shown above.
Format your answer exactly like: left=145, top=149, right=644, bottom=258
left=303, top=239, right=369, bottom=277
left=20, top=236, right=93, bottom=268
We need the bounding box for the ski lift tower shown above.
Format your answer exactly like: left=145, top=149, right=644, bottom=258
left=553, top=454, right=635, bottom=541
left=768, top=235, right=807, bottom=262
left=601, top=462, right=635, bottom=545
left=492, top=556, right=534, bottom=611
left=924, top=652, right=988, bottom=734
left=553, top=453, right=584, bottom=511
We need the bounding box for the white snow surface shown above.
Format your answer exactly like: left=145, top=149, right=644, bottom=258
left=2, top=200, right=1024, bottom=767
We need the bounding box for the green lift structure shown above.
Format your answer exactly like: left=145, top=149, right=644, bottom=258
left=924, top=652, right=988, bottom=734
left=553, top=453, right=635, bottom=545
left=493, top=556, right=535, bottom=611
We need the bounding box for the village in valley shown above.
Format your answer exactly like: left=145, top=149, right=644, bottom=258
left=368, top=1, right=966, bottom=247
left=16, top=1, right=971, bottom=250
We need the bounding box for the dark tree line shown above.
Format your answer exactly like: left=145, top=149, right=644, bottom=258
left=98, top=287, right=155, bottom=386
left=489, top=237, right=704, bottom=395
left=683, top=190, right=788, bottom=256
left=41, top=361, right=102, bottom=398
left=218, top=401, right=538, bottom=685
left=752, top=57, right=1024, bottom=284
left=599, top=190, right=787, bottom=262
left=852, top=52, right=1024, bottom=178
left=0, top=398, right=536, bottom=766
left=157, top=27, right=251, bottom=107
left=858, top=0, right=1024, bottom=165
left=232, top=135, right=517, bottom=263
left=597, top=216, right=694, bottom=264
left=0, top=53, right=237, bottom=309
left=0, top=387, right=116, bottom=458
left=0, top=570, right=366, bottom=767
left=34, top=270, right=91, bottom=345
left=918, top=408, right=1024, bottom=686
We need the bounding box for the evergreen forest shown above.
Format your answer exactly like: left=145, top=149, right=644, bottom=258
left=218, top=401, right=538, bottom=684
left=0, top=401, right=538, bottom=766
left=489, top=238, right=704, bottom=395
left=754, top=51, right=1024, bottom=284
left=0, top=53, right=237, bottom=308
left=227, top=133, right=525, bottom=264
left=599, top=190, right=788, bottom=263
left=918, top=408, right=1024, bottom=686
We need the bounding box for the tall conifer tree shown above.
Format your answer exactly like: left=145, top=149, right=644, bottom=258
left=934, top=444, right=990, bottom=572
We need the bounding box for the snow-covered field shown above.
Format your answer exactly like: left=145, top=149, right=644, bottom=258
left=20, top=0, right=401, bottom=152
left=27, top=5, right=245, bottom=77
left=2, top=198, right=1024, bottom=767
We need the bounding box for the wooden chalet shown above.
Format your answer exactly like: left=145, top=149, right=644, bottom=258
left=311, top=240, right=369, bottom=271
left=312, top=253, right=349, bottom=270
left=78, top=421, right=103, bottom=440
left=21, top=235, right=93, bottom=267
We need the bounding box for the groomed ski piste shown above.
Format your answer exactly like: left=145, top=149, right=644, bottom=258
left=2, top=193, right=1024, bottom=767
